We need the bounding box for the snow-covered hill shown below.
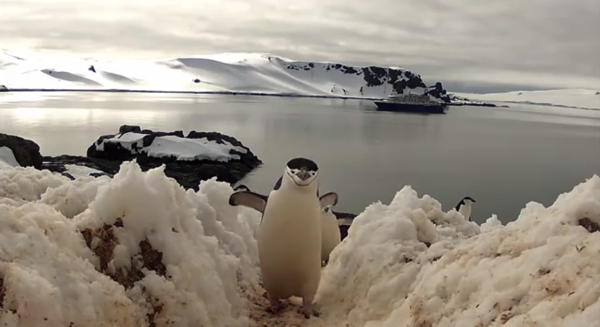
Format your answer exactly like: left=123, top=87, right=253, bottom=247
left=1, top=150, right=599, bottom=327
left=455, top=89, right=600, bottom=110
left=0, top=51, right=451, bottom=101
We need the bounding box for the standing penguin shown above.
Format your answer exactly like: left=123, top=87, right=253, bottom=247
left=229, top=157, right=337, bottom=318
left=320, top=205, right=341, bottom=266
left=455, top=196, right=477, bottom=221
left=230, top=185, right=341, bottom=266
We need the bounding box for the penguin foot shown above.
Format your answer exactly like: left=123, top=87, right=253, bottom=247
left=267, top=298, right=285, bottom=314
left=299, top=300, right=320, bottom=319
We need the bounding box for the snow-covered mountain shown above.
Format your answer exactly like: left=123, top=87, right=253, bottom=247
left=455, top=89, right=600, bottom=110
left=0, top=51, right=451, bottom=101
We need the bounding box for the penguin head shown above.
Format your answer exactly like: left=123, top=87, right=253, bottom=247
left=284, top=157, right=319, bottom=187
left=461, top=196, right=476, bottom=205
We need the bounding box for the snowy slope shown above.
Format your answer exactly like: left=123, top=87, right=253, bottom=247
left=0, top=160, right=598, bottom=327
left=455, top=89, right=600, bottom=110
left=0, top=51, right=447, bottom=100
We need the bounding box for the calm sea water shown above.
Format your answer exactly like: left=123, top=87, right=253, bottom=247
left=1, top=92, right=599, bottom=223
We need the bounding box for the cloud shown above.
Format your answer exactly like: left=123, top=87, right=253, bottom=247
left=1, top=0, right=599, bottom=92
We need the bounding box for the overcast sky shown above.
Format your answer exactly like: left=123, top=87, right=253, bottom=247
left=1, top=0, right=599, bottom=92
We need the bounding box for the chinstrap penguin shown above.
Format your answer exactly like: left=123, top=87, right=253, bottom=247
left=320, top=205, right=341, bottom=266
left=230, top=185, right=342, bottom=266
left=228, top=157, right=337, bottom=319
left=455, top=196, right=476, bottom=221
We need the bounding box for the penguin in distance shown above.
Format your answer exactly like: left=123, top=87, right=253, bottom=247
left=455, top=196, right=476, bottom=221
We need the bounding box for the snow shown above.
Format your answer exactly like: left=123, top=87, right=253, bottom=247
left=95, top=132, right=248, bottom=162
left=0, top=147, right=19, bottom=168
left=455, top=89, right=600, bottom=110
left=0, top=51, right=429, bottom=99
left=0, top=160, right=599, bottom=327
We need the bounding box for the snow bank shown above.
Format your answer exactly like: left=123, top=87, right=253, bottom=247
left=0, top=159, right=598, bottom=327
left=0, top=51, right=436, bottom=99
left=456, top=89, right=600, bottom=110
left=315, top=176, right=600, bottom=327
left=95, top=132, right=248, bottom=162
left=0, top=161, right=261, bottom=327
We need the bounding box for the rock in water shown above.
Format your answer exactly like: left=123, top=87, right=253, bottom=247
left=83, top=125, right=262, bottom=189
left=1, top=126, right=262, bottom=190
left=0, top=133, right=43, bottom=168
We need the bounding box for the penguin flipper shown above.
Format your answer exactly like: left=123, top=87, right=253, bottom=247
left=319, top=192, right=339, bottom=208
left=228, top=191, right=268, bottom=214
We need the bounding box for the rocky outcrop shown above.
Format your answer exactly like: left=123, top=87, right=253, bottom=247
left=1, top=126, right=262, bottom=190
left=85, top=125, right=261, bottom=189
left=283, top=60, right=437, bottom=99
left=425, top=82, right=452, bottom=103
left=0, top=133, right=43, bottom=168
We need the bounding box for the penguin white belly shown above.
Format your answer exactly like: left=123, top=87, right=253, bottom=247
left=459, top=204, right=472, bottom=221
left=321, top=211, right=341, bottom=262
left=258, top=190, right=322, bottom=299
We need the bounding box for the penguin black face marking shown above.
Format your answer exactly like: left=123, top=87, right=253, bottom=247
left=455, top=196, right=476, bottom=210
left=462, top=196, right=476, bottom=203
left=285, top=157, right=319, bottom=186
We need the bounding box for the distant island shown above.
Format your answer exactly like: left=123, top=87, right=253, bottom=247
left=2, top=51, right=599, bottom=110
left=0, top=51, right=494, bottom=106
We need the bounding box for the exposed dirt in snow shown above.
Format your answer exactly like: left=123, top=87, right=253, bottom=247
left=80, top=218, right=167, bottom=327
left=243, top=271, right=330, bottom=327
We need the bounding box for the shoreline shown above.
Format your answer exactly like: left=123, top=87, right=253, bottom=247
left=0, top=87, right=501, bottom=107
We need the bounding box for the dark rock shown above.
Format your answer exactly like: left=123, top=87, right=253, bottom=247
left=284, top=60, right=445, bottom=100
left=75, top=125, right=261, bottom=190
left=62, top=172, right=76, bottom=180
left=0, top=133, right=43, bottom=168
left=88, top=65, right=96, bottom=73
left=2, top=124, right=262, bottom=189
left=341, top=65, right=358, bottom=74
left=578, top=217, right=599, bottom=233
left=362, top=66, right=387, bottom=87
left=425, top=82, right=452, bottom=103
left=119, top=125, right=142, bottom=134
left=193, top=78, right=201, bottom=83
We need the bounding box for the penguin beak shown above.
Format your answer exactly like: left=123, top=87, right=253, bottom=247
left=296, top=168, right=311, bottom=181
